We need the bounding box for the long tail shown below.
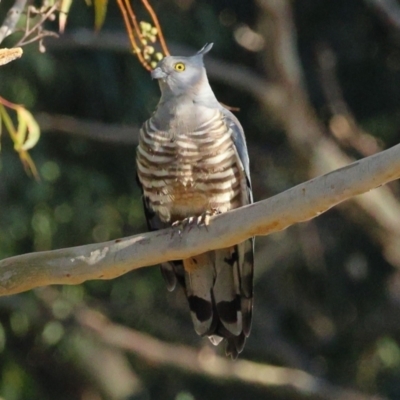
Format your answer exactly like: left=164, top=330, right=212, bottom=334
left=180, top=239, right=254, bottom=359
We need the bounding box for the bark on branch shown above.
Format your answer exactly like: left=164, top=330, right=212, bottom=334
left=0, top=0, right=27, bottom=44
left=1, top=141, right=400, bottom=296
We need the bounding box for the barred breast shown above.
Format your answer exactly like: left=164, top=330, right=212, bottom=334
left=136, top=109, right=242, bottom=223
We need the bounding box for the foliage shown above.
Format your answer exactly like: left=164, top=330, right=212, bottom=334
left=0, top=97, right=40, bottom=178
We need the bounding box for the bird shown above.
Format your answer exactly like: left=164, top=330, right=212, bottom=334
left=136, top=43, right=254, bottom=359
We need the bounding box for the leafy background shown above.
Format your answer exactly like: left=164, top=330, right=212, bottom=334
left=1, top=0, right=400, bottom=399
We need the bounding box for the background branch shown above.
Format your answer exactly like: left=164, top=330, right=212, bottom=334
left=365, top=0, right=400, bottom=31
left=76, top=308, right=386, bottom=400
left=36, top=112, right=139, bottom=144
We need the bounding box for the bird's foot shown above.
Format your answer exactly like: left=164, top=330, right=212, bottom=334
left=170, top=217, right=191, bottom=237
left=171, top=209, right=221, bottom=237
left=171, top=216, right=199, bottom=236
left=197, top=208, right=221, bottom=227
left=171, top=208, right=221, bottom=236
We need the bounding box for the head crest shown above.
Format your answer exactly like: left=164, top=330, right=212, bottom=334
left=196, top=43, right=213, bottom=57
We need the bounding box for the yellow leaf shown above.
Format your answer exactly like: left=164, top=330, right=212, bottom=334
left=94, top=0, right=108, bottom=31
left=59, top=0, right=74, bottom=33
left=15, top=108, right=27, bottom=150
left=0, top=99, right=40, bottom=179
left=0, top=104, right=17, bottom=143
left=16, top=107, right=40, bottom=151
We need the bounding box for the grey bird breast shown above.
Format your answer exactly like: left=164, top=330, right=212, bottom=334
left=137, top=107, right=242, bottom=223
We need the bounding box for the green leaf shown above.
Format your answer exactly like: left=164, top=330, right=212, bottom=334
left=94, top=0, right=108, bottom=31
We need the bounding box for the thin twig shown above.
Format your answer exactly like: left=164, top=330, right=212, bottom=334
left=116, top=0, right=151, bottom=70
left=26, top=4, right=59, bottom=38
left=123, top=0, right=143, bottom=41
left=0, top=0, right=28, bottom=44
left=14, top=3, right=60, bottom=47
left=141, top=0, right=170, bottom=55
left=17, top=30, right=58, bottom=47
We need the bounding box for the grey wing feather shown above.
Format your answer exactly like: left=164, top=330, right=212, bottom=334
left=220, top=106, right=255, bottom=346
left=219, top=106, right=252, bottom=199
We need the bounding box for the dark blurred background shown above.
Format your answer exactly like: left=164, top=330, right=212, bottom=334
left=1, top=0, right=400, bottom=399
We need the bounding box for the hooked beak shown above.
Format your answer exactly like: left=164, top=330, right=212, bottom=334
left=151, top=67, right=167, bottom=80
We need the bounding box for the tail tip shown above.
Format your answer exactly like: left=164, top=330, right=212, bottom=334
left=208, top=335, right=224, bottom=346
left=225, top=333, right=246, bottom=360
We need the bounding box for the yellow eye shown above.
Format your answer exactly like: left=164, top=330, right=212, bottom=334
left=174, top=62, right=186, bottom=72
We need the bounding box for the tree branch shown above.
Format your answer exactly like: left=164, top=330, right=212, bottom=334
left=365, top=0, right=400, bottom=31
left=36, top=111, right=400, bottom=267
left=0, top=142, right=400, bottom=296
left=0, top=0, right=27, bottom=45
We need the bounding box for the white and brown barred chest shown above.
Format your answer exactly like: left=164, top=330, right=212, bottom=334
left=136, top=113, right=243, bottom=223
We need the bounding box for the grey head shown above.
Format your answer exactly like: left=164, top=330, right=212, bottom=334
left=151, top=43, right=217, bottom=102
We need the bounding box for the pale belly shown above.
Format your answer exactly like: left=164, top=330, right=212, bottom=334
left=150, top=167, right=240, bottom=223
